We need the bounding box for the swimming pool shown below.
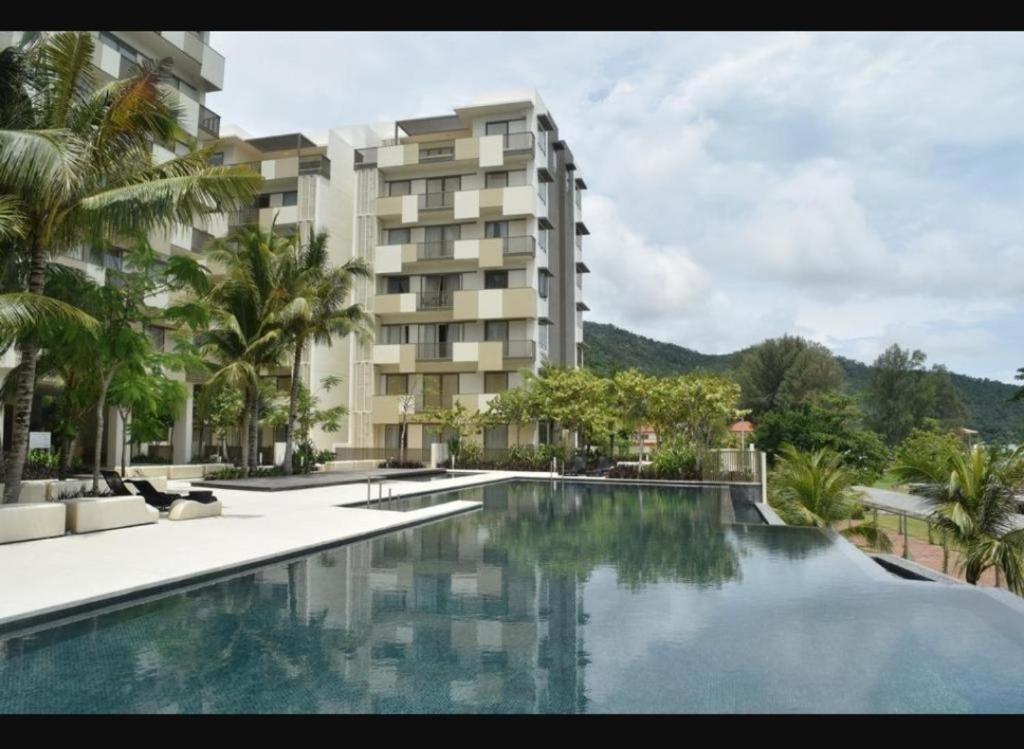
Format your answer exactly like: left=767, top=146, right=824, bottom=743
left=1, top=481, right=1023, bottom=713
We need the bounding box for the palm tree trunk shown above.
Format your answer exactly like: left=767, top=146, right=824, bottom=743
left=91, top=368, right=118, bottom=493
left=239, top=403, right=251, bottom=477
left=248, top=397, right=259, bottom=473
left=282, top=340, right=303, bottom=476
left=2, top=241, right=46, bottom=504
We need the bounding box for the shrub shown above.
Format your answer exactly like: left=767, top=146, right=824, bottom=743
left=206, top=466, right=284, bottom=481
left=315, top=449, right=335, bottom=465
left=27, top=449, right=59, bottom=470
left=130, top=454, right=171, bottom=465
left=651, top=443, right=699, bottom=479
left=377, top=459, right=425, bottom=469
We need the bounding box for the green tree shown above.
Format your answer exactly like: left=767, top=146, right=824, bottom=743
left=610, top=369, right=657, bottom=458
left=264, top=376, right=347, bottom=473
left=524, top=365, right=616, bottom=454
left=276, top=228, right=372, bottom=475
left=734, top=335, right=844, bottom=414
left=109, top=359, right=188, bottom=475
left=417, top=401, right=476, bottom=467
left=197, top=381, right=245, bottom=461
left=478, top=385, right=534, bottom=447
left=770, top=446, right=893, bottom=551
left=894, top=443, right=1024, bottom=591
left=0, top=33, right=258, bottom=501
left=199, top=225, right=292, bottom=475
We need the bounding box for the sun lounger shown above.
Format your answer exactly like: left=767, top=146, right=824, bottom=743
left=125, top=478, right=217, bottom=510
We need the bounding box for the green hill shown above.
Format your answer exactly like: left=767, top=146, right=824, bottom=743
left=583, top=321, right=1024, bottom=443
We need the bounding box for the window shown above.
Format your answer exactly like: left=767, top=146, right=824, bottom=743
left=538, top=271, right=550, bottom=299
left=386, top=276, right=410, bottom=294
left=208, top=152, right=225, bottom=166
left=281, top=191, right=298, bottom=207
left=537, top=128, right=547, bottom=154
left=484, top=372, right=508, bottom=394
left=483, top=425, right=508, bottom=450
left=538, top=420, right=553, bottom=445
left=384, top=424, right=406, bottom=449
left=538, top=180, right=547, bottom=204
left=387, top=180, right=411, bottom=196
left=484, top=221, right=509, bottom=239
left=538, top=228, right=547, bottom=251
left=485, top=118, right=526, bottom=135
left=424, top=224, right=461, bottom=242
left=485, top=172, right=509, bottom=189
left=145, top=325, right=166, bottom=352
left=104, top=249, right=123, bottom=271
left=422, top=374, right=457, bottom=409
left=385, top=375, right=408, bottom=396
left=387, top=228, right=411, bottom=244
left=539, top=324, right=549, bottom=352
left=380, top=325, right=409, bottom=344
left=426, top=176, right=460, bottom=193
left=484, top=321, right=508, bottom=342
left=257, top=194, right=271, bottom=208
left=484, top=270, right=509, bottom=290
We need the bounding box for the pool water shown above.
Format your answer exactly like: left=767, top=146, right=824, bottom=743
left=2, top=481, right=1023, bottom=714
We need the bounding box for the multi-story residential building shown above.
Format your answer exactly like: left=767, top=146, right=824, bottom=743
left=328, top=91, right=589, bottom=458
left=0, top=31, right=589, bottom=466
left=0, top=31, right=227, bottom=468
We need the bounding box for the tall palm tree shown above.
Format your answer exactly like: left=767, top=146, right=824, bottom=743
left=770, top=445, right=894, bottom=552
left=199, top=224, right=291, bottom=475
left=277, top=228, right=372, bottom=474
left=0, top=32, right=259, bottom=502
left=894, top=443, right=1024, bottom=592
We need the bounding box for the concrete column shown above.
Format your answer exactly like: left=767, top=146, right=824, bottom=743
left=172, top=383, right=194, bottom=465
left=105, top=406, right=125, bottom=469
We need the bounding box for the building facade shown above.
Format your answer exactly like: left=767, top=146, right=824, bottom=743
left=0, top=31, right=589, bottom=464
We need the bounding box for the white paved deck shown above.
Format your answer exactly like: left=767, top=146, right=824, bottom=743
left=0, top=470, right=518, bottom=629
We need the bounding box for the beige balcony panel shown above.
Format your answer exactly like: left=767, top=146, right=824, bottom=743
left=454, top=190, right=480, bottom=220
left=478, top=135, right=505, bottom=168
left=452, top=342, right=479, bottom=363
left=375, top=244, right=404, bottom=274
left=454, top=394, right=484, bottom=414
left=453, top=290, right=479, bottom=320
left=372, top=395, right=405, bottom=424
left=267, top=156, right=299, bottom=180
left=376, top=195, right=404, bottom=217
left=479, top=188, right=503, bottom=212
left=401, top=194, right=419, bottom=224
left=503, top=288, right=537, bottom=318
left=373, top=344, right=401, bottom=365
left=453, top=239, right=480, bottom=261
left=478, top=238, right=504, bottom=268
left=373, top=293, right=416, bottom=315
left=503, top=185, right=536, bottom=217
left=201, top=45, right=225, bottom=91
left=478, top=341, right=504, bottom=371
left=455, top=137, right=479, bottom=162
left=399, top=344, right=417, bottom=373
left=378, top=143, right=418, bottom=168
left=477, top=289, right=504, bottom=319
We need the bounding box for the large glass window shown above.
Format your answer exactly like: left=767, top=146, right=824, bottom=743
left=281, top=191, right=298, bottom=207
left=380, top=325, right=409, bottom=344
left=484, top=372, right=508, bottom=394
left=485, top=118, right=526, bottom=135
left=387, top=180, right=411, bottom=196
left=384, top=424, right=406, bottom=449
left=387, top=228, right=411, bottom=244
left=483, top=425, right=508, bottom=450
left=386, top=276, right=410, bottom=294
left=484, top=221, right=509, bottom=239
left=485, top=172, right=509, bottom=189
left=484, top=270, right=509, bottom=290
left=484, top=321, right=508, bottom=342
left=385, top=375, right=408, bottom=396
left=538, top=271, right=550, bottom=299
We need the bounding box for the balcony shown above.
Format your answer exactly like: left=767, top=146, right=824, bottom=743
left=503, top=132, right=535, bottom=153
left=417, top=240, right=455, bottom=260
left=198, top=104, right=220, bottom=138
left=228, top=206, right=259, bottom=227
left=299, top=155, right=331, bottom=179
left=502, top=235, right=536, bottom=256
left=419, top=141, right=455, bottom=163
left=354, top=147, right=378, bottom=169
left=191, top=227, right=214, bottom=253
left=416, top=342, right=453, bottom=361
left=417, top=290, right=455, bottom=311
left=504, top=339, right=536, bottom=358
left=418, top=191, right=455, bottom=211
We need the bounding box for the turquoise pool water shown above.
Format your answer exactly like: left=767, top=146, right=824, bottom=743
left=2, top=481, right=1023, bottom=713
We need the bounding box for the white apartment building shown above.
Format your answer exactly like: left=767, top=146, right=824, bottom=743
left=0, top=31, right=590, bottom=466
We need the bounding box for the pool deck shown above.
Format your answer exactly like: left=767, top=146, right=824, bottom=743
left=0, top=470, right=519, bottom=631
left=192, top=467, right=446, bottom=492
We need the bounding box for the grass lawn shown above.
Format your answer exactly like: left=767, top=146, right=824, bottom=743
left=871, top=469, right=908, bottom=490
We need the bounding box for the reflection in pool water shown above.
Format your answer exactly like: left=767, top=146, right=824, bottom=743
left=1, top=481, right=1023, bottom=713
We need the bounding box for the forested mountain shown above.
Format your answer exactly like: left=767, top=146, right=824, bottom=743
left=583, top=321, right=1024, bottom=443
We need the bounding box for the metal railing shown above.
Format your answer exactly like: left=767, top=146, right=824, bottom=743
left=504, top=132, right=535, bottom=152
left=198, top=104, right=220, bottom=138
left=417, top=240, right=455, bottom=260
left=417, top=290, right=455, bottom=310
left=299, top=155, right=331, bottom=179
left=503, top=235, right=536, bottom=256
left=503, top=340, right=536, bottom=358
left=416, top=341, right=453, bottom=360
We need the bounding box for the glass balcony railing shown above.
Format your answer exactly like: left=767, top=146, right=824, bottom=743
left=503, top=340, right=536, bottom=358
left=418, top=191, right=456, bottom=210
left=502, top=235, right=536, bottom=256
left=299, top=155, right=331, bottom=179
left=416, top=342, right=453, bottom=360
left=417, top=290, right=455, bottom=310
left=419, top=141, right=455, bottom=162
left=417, top=240, right=456, bottom=260
left=354, top=147, right=378, bottom=168
left=198, top=104, right=220, bottom=138
left=228, top=206, right=259, bottom=226
left=503, top=132, right=535, bottom=152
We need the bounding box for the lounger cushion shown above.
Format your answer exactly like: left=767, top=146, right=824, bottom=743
left=167, top=498, right=222, bottom=521
left=65, top=497, right=158, bottom=534
left=0, top=502, right=66, bottom=544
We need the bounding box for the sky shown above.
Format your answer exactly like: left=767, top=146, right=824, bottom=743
left=207, top=31, right=1024, bottom=383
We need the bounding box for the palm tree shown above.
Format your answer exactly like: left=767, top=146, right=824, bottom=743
left=199, top=225, right=291, bottom=475
left=277, top=228, right=372, bottom=474
left=894, top=443, right=1024, bottom=592
left=770, top=445, right=894, bottom=552
left=0, top=32, right=259, bottom=502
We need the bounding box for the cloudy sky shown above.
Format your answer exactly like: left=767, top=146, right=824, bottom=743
left=208, top=32, right=1024, bottom=383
